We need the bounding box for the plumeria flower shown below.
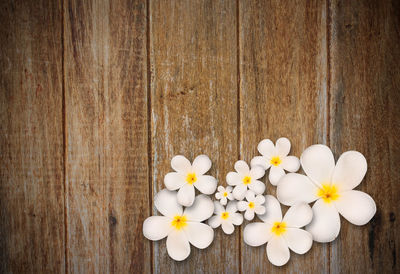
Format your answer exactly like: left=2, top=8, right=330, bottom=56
left=244, top=195, right=313, bottom=266
left=237, top=191, right=266, bottom=220
left=226, top=160, right=265, bottom=200
left=164, top=155, right=217, bottom=207
left=143, top=189, right=214, bottom=261
left=215, top=186, right=234, bottom=205
left=250, top=137, right=300, bottom=186
left=277, top=144, right=376, bottom=243
left=208, top=201, right=243, bottom=234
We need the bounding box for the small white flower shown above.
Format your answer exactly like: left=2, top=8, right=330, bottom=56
left=244, top=195, right=313, bottom=266
left=208, top=201, right=243, bottom=234
left=251, top=137, right=300, bottom=186
left=143, top=189, right=214, bottom=261
left=164, top=155, right=217, bottom=207
left=237, top=191, right=266, bottom=220
left=215, top=186, right=234, bottom=205
left=277, top=144, right=376, bottom=243
left=226, top=160, right=265, bottom=200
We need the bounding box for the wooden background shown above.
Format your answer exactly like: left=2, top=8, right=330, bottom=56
left=0, top=0, right=399, bottom=273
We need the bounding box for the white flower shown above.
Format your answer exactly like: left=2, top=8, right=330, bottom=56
left=215, top=186, right=233, bottom=205
left=237, top=191, right=266, bottom=220
left=226, top=160, right=265, bottom=200
left=251, top=137, right=300, bottom=186
left=164, top=155, right=217, bottom=207
left=143, top=189, right=214, bottom=261
left=244, top=195, right=313, bottom=266
left=277, top=144, right=376, bottom=243
left=208, top=201, right=243, bottom=234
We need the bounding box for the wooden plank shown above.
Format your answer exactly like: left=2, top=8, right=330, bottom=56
left=64, top=0, right=150, bottom=272
left=0, top=0, right=65, bottom=273
left=239, top=0, right=330, bottom=272
left=329, top=0, right=400, bottom=273
left=150, top=0, right=239, bottom=272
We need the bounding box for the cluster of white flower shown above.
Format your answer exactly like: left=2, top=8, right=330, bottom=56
left=143, top=138, right=376, bottom=266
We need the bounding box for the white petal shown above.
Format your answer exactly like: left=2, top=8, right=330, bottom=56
left=234, top=160, right=250, bottom=174
left=177, top=184, right=195, bottom=207
left=332, top=151, right=367, bottom=191
left=227, top=193, right=234, bottom=200
left=277, top=173, right=319, bottom=206
left=269, top=166, right=285, bottom=186
left=143, top=216, right=172, bottom=241
left=213, top=201, right=224, bottom=214
left=220, top=197, right=227, bottom=205
left=226, top=186, right=233, bottom=192
left=255, top=205, right=266, bottom=215
left=164, top=172, right=186, bottom=190
left=244, top=222, right=272, bottom=246
left=276, top=137, right=291, bottom=157
left=194, top=175, right=217, bottom=194
left=230, top=213, right=243, bottom=226
left=258, top=139, right=276, bottom=158
left=300, top=144, right=335, bottom=185
left=233, top=184, right=247, bottom=200
left=267, top=236, right=290, bottom=266
left=334, top=190, right=376, bottom=225
left=192, top=155, right=212, bottom=175
left=184, top=194, right=214, bottom=222
left=306, top=199, right=340, bottom=243
left=250, top=166, right=265, bottom=179
left=185, top=222, right=214, bottom=249
left=255, top=194, right=265, bottom=205
left=250, top=156, right=270, bottom=170
left=226, top=172, right=241, bottom=186
left=244, top=209, right=255, bottom=220
left=215, top=192, right=222, bottom=199
left=281, top=156, right=300, bottom=172
left=237, top=201, right=248, bottom=211
left=284, top=228, right=313, bottom=254
left=217, top=185, right=225, bottom=192
left=245, top=190, right=256, bottom=202
left=258, top=195, right=282, bottom=224
left=248, top=180, right=266, bottom=195
left=221, top=221, right=235, bottom=234
left=171, top=155, right=191, bottom=173
left=166, top=230, right=190, bottom=261
left=155, top=189, right=183, bottom=217
left=282, top=203, right=313, bottom=228
left=226, top=201, right=238, bottom=213
left=208, top=215, right=221, bottom=228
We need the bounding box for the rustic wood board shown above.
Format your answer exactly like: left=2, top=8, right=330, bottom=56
left=329, top=0, right=400, bottom=273
left=64, top=0, right=150, bottom=273
left=0, top=0, right=65, bottom=272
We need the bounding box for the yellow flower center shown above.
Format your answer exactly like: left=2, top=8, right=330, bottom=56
left=248, top=202, right=255, bottom=209
left=271, top=222, right=287, bottom=236
left=243, top=176, right=251, bottom=185
left=270, top=156, right=282, bottom=166
left=223, top=192, right=228, bottom=197
left=221, top=212, right=229, bottom=220
left=318, top=184, right=340, bottom=203
left=171, top=215, right=187, bottom=230
left=186, top=173, right=197, bottom=185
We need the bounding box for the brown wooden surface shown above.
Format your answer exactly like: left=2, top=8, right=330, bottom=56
left=1, top=0, right=399, bottom=273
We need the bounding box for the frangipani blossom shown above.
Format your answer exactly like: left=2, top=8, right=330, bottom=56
left=237, top=191, right=266, bottom=220
left=208, top=201, right=243, bottom=234
left=164, top=155, right=217, bottom=207
left=226, top=160, right=265, bottom=200
left=244, top=195, right=313, bottom=266
left=215, top=186, right=234, bottom=205
left=251, top=138, right=300, bottom=186
left=143, top=189, right=214, bottom=261
left=277, top=144, right=376, bottom=243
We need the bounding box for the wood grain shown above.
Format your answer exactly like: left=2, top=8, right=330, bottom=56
left=64, top=0, right=150, bottom=273
left=329, top=0, right=400, bottom=273
left=0, top=0, right=65, bottom=272
left=149, top=0, right=239, bottom=272
left=239, top=0, right=330, bottom=272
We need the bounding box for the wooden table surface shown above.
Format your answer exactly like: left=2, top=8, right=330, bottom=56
left=1, top=0, right=399, bottom=273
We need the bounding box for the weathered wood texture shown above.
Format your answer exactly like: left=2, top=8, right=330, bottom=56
left=0, top=0, right=65, bottom=273
left=0, top=0, right=399, bottom=273
left=150, top=0, right=240, bottom=273
left=64, top=0, right=150, bottom=273
left=329, top=0, right=400, bottom=273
